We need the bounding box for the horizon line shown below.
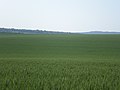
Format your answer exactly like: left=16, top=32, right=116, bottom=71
left=0, top=27, right=120, bottom=33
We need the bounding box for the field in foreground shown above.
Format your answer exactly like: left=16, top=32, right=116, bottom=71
left=0, top=34, right=120, bottom=90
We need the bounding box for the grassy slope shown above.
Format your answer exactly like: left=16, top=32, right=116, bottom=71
left=0, top=34, right=120, bottom=90
left=0, top=34, right=120, bottom=59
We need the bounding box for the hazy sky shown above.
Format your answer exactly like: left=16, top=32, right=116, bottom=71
left=0, top=0, right=120, bottom=32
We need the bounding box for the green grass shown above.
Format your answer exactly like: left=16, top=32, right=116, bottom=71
left=0, top=34, right=120, bottom=90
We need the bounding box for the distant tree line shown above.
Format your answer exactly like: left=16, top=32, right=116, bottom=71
left=0, top=28, right=71, bottom=34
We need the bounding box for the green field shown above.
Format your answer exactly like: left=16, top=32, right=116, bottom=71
left=0, top=34, right=120, bottom=90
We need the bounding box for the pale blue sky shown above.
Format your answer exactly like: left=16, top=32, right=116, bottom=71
left=0, top=0, right=120, bottom=32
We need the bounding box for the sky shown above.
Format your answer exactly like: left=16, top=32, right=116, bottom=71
left=0, top=0, right=120, bottom=32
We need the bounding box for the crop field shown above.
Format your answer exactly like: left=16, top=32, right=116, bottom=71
left=0, top=34, right=120, bottom=90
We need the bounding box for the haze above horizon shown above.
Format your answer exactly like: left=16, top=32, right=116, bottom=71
left=0, top=0, right=120, bottom=32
